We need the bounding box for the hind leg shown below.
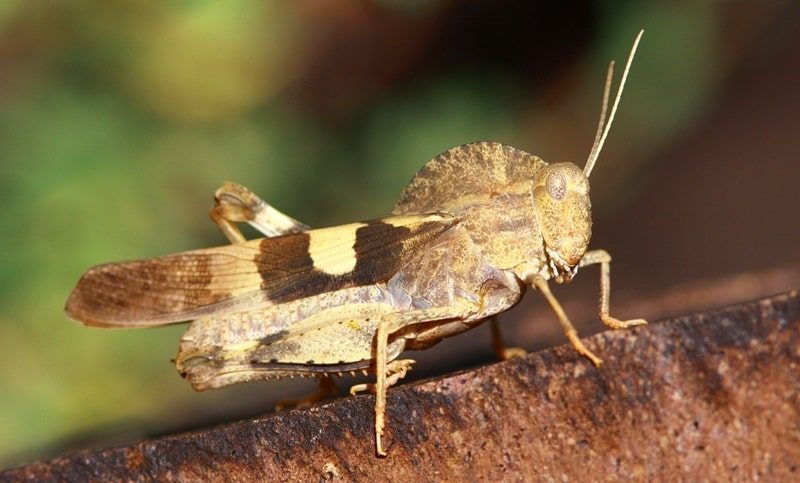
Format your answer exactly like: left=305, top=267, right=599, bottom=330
left=370, top=302, right=478, bottom=456
left=348, top=359, right=416, bottom=395
left=209, top=181, right=309, bottom=243
left=276, top=376, right=339, bottom=410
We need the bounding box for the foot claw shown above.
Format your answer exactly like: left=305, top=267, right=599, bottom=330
left=350, top=384, right=369, bottom=396
left=348, top=359, right=415, bottom=396
left=376, top=416, right=387, bottom=456
left=566, top=330, right=603, bottom=366
left=603, top=316, right=648, bottom=330
left=582, top=349, right=604, bottom=367
left=376, top=440, right=387, bottom=457
left=500, top=347, right=527, bottom=360
left=276, top=377, right=337, bottom=409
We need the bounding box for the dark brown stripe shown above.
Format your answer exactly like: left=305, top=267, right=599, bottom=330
left=256, top=231, right=338, bottom=302
left=350, top=220, right=411, bottom=285
left=256, top=218, right=454, bottom=303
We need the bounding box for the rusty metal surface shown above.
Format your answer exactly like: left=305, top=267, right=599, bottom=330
left=4, top=291, right=800, bottom=481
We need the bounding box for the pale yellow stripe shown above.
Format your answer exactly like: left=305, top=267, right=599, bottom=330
left=308, top=222, right=365, bottom=275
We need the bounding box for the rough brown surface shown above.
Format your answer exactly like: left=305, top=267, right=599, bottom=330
left=4, top=291, right=800, bottom=481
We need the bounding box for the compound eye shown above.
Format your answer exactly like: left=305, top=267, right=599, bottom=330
left=546, top=171, right=567, bottom=200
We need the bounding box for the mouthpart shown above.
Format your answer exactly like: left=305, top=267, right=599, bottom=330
left=545, top=247, right=580, bottom=283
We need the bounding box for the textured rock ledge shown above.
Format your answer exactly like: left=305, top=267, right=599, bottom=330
left=3, top=291, right=799, bottom=481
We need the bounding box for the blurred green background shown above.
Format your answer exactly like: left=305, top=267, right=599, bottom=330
left=2, top=1, right=800, bottom=467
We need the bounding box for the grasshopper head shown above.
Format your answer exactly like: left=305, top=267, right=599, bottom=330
left=531, top=163, right=590, bottom=283
left=529, top=30, right=643, bottom=283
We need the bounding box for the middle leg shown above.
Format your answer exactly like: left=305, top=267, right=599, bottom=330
left=489, top=317, right=527, bottom=360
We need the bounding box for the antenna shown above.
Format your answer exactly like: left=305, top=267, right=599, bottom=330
left=586, top=61, right=615, bottom=171
left=583, top=30, right=643, bottom=177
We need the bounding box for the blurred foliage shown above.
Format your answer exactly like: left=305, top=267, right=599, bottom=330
left=0, top=0, right=779, bottom=466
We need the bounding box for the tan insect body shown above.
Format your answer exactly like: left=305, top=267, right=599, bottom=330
left=65, top=31, right=646, bottom=456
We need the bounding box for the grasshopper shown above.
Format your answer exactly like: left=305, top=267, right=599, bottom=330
left=66, top=31, right=646, bottom=456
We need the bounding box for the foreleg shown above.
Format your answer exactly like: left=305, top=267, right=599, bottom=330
left=531, top=276, right=604, bottom=365
left=580, top=249, right=647, bottom=330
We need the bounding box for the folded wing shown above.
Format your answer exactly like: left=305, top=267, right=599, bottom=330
left=66, top=214, right=457, bottom=327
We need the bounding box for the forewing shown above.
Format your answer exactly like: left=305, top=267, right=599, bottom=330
left=65, top=214, right=457, bottom=327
